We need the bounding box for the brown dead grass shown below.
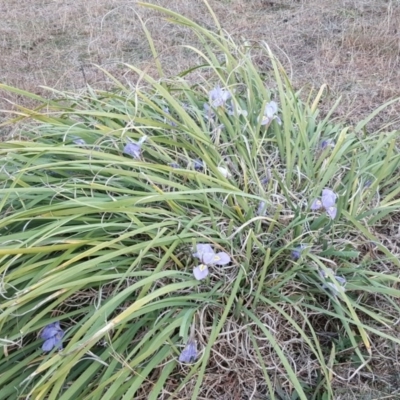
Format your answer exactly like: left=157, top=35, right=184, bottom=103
left=1, top=0, right=400, bottom=130
left=1, top=0, right=400, bottom=398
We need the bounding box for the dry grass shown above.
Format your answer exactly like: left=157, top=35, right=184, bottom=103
left=1, top=1, right=400, bottom=398
left=1, top=0, right=400, bottom=131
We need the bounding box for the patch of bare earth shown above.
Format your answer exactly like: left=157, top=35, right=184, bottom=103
left=1, top=0, right=400, bottom=398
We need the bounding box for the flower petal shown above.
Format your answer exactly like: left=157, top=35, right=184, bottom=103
left=209, top=86, right=231, bottom=108
left=123, top=142, right=141, bottom=159
left=318, top=268, right=334, bottom=279
left=41, top=327, right=58, bottom=340
left=192, top=244, right=214, bottom=259
left=260, top=115, right=271, bottom=126
left=193, top=264, right=209, bottom=280
left=334, top=275, right=347, bottom=286
left=310, top=199, right=323, bottom=210
left=221, top=90, right=231, bottom=102
left=201, top=252, right=217, bottom=265
left=212, top=252, right=231, bottom=265
left=54, top=336, right=64, bottom=350
left=321, top=189, right=337, bottom=208
left=179, top=339, right=197, bottom=363
left=42, top=337, right=56, bottom=352
left=41, top=322, right=62, bottom=340
left=264, top=101, right=278, bottom=118
left=326, top=206, right=337, bottom=219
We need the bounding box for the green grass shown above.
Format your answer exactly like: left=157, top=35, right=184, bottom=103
left=1, top=1, right=400, bottom=399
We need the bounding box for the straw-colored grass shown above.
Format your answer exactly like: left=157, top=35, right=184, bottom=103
left=1, top=0, right=400, bottom=133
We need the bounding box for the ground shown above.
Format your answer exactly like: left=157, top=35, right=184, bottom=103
left=1, top=0, right=399, bottom=132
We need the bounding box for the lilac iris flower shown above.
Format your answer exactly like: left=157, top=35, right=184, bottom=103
left=260, top=101, right=281, bottom=126
left=321, top=189, right=337, bottom=208
left=123, top=142, right=141, bottom=159
left=311, top=188, right=338, bottom=219
left=201, top=251, right=231, bottom=265
left=192, top=243, right=231, bottom=280
left=209, top=85, right=231, bottom=108
left=179, top=338, right=198, bottom=363
left=123, top=136, right=147, bottom=159
left=41, top=321, right=64, bottom=352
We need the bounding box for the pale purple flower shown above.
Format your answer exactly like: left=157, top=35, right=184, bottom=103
left=179, top=338, right=198, bottom=363
left=123, top=136, right=147, bottom=159
left=193, top=244, right=230, bottom=266
left=192, top=244, right=231, bottom=280
left=260, top=101, right=281, bottom=126
left=311, top=188, right=338, bottom=218
left=321, top=189, right=337, bottom=209
left=41, top=321, right=64, bottom=352
left=209, top=85, right=231, bottom=108
left=123, top=142, right=141, bottom=159
left=193, top=264, right=209, bottom=280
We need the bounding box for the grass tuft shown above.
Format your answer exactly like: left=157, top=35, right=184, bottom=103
left=1, top=1, right=400, bottom=398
